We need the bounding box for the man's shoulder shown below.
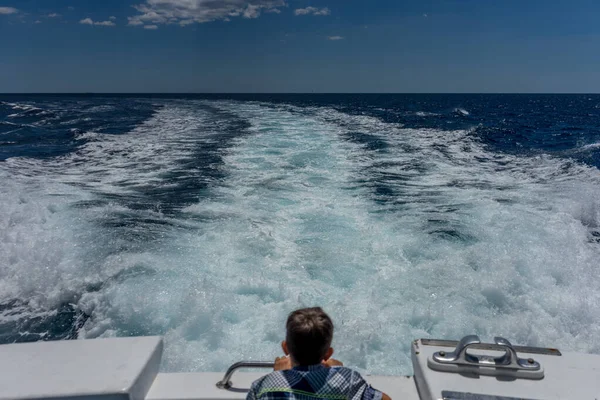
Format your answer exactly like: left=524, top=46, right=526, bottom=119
left=251, top=370, right=290, bottom=389
left=326, top=366, right=366, bottom=380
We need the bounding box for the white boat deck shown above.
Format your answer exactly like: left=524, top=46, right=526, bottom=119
left=145, top=373, right=419, bottom=400
left=1, top=335, right=599, bottom=400
left=0, top=336, right=163, bottom=400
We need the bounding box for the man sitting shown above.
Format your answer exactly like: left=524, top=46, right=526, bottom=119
left=247, top=307, right=391, bottom=400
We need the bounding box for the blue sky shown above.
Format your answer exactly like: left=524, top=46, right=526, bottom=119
left=1, top=0, right=600, bottom=92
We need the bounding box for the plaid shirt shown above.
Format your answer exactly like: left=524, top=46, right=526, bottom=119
left=247, top=364, right=384, bottom=400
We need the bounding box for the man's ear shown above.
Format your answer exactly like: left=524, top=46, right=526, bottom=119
left=323, top=347, right=334, bottom=361
left=282, top=341, right=289, bottom=355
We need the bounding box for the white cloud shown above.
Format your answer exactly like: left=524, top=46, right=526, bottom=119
left=109, top=16, right=116, bottom=20
left=95, top=20, right=115, bottom=26
left=34, top=20, right=41, bottom=24
left=294, top=6, right=330, bottom=16
left=80, top=17, right=116, bottom=26
left=0, top=7, right=18, bottom=15
left=243, top=4, right=260, bottom=19
left=47, top=13, right=61, bottom=18
left=328, top=35, right=343, bottom=40
left=128, top=0, right=286, bottom=26
left=144, top=24, right=158, bottom=29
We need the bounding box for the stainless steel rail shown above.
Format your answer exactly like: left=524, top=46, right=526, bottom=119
left=216, top=361, right=275, bottom=389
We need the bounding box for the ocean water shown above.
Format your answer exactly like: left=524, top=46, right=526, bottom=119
left=1, top=94, right=600, bottom=375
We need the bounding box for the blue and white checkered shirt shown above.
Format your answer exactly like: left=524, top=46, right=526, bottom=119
left=247, top=364, right=384, bottom=400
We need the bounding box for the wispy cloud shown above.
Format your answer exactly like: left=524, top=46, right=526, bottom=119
left=80, top=17, right=116, bottom=26
left=47, top=13, right=61, bottom=18
left=128, top=0, right=286, bottom=27
left=109, top=16, right=116, bottom=20
left=95, top=20, right=116, bottom=26
left=328, top=35, right=343, bottom=40
left=243, top=4, right=260, bottom=18
left=34, top=20, right=41, bottom=24
left=294, top=7, right=330, bottom=16
left=144, top=24, right=158, bottom=30
left=0, top=7, right=18, bottom=15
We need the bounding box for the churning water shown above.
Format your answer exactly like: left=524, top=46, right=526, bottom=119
left=1, top=94, right=600, bottom=374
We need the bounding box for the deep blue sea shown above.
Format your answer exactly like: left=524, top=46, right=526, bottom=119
left=1, top=94, right=600, bottom=374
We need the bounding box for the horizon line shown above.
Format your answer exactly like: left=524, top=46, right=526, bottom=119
left=2, top=92, right=600, bottom=95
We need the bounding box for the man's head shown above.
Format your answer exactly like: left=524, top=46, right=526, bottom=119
left=282, top=307, right=334, bottom=366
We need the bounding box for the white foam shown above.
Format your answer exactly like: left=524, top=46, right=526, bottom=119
left=578, top=142, right=600, bottom=151
left=0, top=101, right=217, bottom=309
left=1, top=102, right=42, bottom=112
left=4, top=101, right=214, bottom=194
left=0, top=171, right=95, bottom=307
left=415, top=111, right=439, bottom=117
left=83, top=101, right=600, bottom=374
left=2, top=100, right=600, bottom=376
left=1, top=102, right=47, bottom=120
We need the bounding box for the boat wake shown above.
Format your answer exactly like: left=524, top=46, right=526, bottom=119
left=1, top=98, right=600, bottom=375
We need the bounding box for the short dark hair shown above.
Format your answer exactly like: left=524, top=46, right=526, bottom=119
left=285, top=307, right=334, bottom=365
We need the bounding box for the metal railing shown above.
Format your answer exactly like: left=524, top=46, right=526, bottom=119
left=216, top=361, right=275, bottom=389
